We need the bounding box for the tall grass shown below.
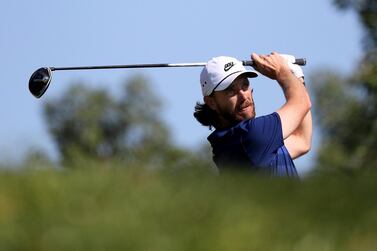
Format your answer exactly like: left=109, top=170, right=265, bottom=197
left=0, top=166, right=376, bottom=251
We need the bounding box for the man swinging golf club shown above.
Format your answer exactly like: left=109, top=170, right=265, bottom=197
left=194, top=52, right=312, bottom=176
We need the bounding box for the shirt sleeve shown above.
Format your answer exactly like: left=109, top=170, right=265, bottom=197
left=242, top=112, right=284, bottom=166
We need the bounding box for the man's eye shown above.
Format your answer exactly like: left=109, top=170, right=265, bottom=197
left=227, top=90, right=234, bottom=95
left=226, top=88, right=236, bottom=96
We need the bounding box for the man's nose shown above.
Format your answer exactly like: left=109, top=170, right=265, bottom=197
left=237, top=89, right=248, bottom=101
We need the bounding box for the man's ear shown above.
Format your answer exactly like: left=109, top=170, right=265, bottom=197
left=204, top=96, right=217, bottom=111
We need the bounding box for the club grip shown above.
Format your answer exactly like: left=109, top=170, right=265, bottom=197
left=294, top=58, right=306, bottom=66
left=243, top=58, right=306, bottom=66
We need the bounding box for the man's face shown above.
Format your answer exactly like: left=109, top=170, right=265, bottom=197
left=205, top=75, right=255, bottom=128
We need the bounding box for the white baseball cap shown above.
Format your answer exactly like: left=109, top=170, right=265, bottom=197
left=200, top=56, right=258, bottom=96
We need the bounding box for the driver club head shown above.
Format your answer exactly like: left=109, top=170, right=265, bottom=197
left=29, top=67, right=52, bottom=98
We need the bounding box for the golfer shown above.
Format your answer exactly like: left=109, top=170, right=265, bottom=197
left=194, top=52, right=312, bottom=176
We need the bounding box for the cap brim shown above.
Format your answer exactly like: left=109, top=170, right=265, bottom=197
left=215, top=70, right=258, bottom=92
left=240, top=71, right=258, bottom=79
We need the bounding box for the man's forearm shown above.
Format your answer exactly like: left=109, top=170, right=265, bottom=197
left=291, top=79, right=313, bottom=150
left=278, top=73, right=310, bottom=110
left=283, top=80, right=313, bottom=159
left=284, top=109, right=312, bottom=157
left=299, top=109, right=312, bottom=149
left=276, top=71, right=311, bottom=139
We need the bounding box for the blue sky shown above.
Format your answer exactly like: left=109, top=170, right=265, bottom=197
left=0, top=0, right=362, bottom=173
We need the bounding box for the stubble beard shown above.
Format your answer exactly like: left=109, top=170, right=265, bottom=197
left=218, top=100, right=256, bottom=127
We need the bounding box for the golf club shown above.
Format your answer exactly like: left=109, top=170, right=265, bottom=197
left=29, top=58, right=306, bottom=98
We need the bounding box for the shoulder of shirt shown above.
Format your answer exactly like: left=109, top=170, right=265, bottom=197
left=242, top=112, right=280, bottom=127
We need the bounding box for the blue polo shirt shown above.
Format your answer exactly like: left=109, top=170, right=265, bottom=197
left=207, top=112, right=298, bottom=177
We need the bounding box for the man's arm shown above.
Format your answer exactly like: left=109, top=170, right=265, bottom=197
left=282, top=77, right=312, bottom=159
left=251, top=52, right=311, bottom=141
left=284, top=108, right=312, bottom=159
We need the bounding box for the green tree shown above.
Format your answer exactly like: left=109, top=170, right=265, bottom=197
left=311, top=0, right=377, bottom=170
left=22, top=149, right=54, bottom=170
left=43, top=75, right=214, bottom=171
left=43, top=75, right=167, bottom=166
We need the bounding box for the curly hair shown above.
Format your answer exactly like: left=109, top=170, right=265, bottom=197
left=193, top=102, right=219, bottom=130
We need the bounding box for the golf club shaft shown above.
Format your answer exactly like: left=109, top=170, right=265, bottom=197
left=50, top=63, right=207, bottom=71
left=50, top=58, right=306, bottom=71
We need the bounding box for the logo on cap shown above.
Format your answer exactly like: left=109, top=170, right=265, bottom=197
left=224, top=62, right=235, bottom=72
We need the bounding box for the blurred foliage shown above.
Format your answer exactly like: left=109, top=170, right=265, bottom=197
left=311, top=0, right=377, bottom=170
left=22, top=149, right=54, bottom=170
left=333, top=0, right=377, bottom=49
left=0, top=167, right=377, bottom=250
left=43, top=75, right=214, bottom=171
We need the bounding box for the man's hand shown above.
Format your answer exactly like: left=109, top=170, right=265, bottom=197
left=280, top=54, right=304, bottom=79
left=251, top=52, right=293, bottom=82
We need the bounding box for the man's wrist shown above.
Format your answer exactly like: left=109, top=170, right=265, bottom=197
left=276, top=69, right=297, bottom=87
